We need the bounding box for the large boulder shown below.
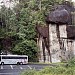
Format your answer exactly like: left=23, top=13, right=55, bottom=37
left=46, top=1, right=75, bottom=25
left=46, top=6, right=70, bottom=24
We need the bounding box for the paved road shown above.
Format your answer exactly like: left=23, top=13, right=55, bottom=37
left=0, top=64, right=50, bottom=75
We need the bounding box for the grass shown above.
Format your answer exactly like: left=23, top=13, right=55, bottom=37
left=28, top=62, right=51, bottom=64
left=21, top=66, right=75, bottom=75
left=20, top=58, right=75, bottom=75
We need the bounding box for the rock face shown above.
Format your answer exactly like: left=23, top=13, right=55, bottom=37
left=45, top=1, right=75, bottom=63
left=67, top=26, right=75, bottom=39
left=46, top=7, right=70, bottom=24
left=46, top=1, right=75, bottom=25
left=49, top=24, right=60, bottom=62
left=48, top=24, right=74, bottom=63
left=36, top=25, right=51, bottom=63
left=36, top=24, right=75, bottom=63
left=37, top=1, right=75, bottom=63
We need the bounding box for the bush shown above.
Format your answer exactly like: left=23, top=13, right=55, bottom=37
left=20, top=66, right=66, bottom=75
left=12, top=40, right=38, bottom=62
left=21, top=59, right=75, bottom=75
left=21, top=70, right=36, bottom=75
left=67, top=58, right=75, bottom=67
left=64, top=68, right=74, bottom=75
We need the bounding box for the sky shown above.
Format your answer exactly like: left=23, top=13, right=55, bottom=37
left=72, top=0, right=75, bottom=2
left=0, top=0, right=17, bottom=8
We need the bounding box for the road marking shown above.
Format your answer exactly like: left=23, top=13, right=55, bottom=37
left=1, top=65, right=3, bottom=69
left=27, top=65, right=32, bottom=69
left=10, top=65, right=13, bottom=69
left=20, top=66, right=23, bottom=69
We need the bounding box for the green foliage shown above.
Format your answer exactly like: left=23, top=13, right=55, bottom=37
left=12, top=40, right=38, bottom=62
left=66, top=57, right=75, bottom=68
left=20, top=64, right=75, bottom=75
left=20, top=58, right=75, bottom=75
left=21, top=70, right=36, bottom=75
left=0, top=0, right=65, bottom=61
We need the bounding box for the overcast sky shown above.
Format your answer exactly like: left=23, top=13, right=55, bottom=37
left=0, top=0, right=16, bottom=8
left=72, top=0, right=75, bottom=2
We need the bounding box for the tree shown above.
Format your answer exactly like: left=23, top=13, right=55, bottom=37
left=0, top=0, right=66, bottom=61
